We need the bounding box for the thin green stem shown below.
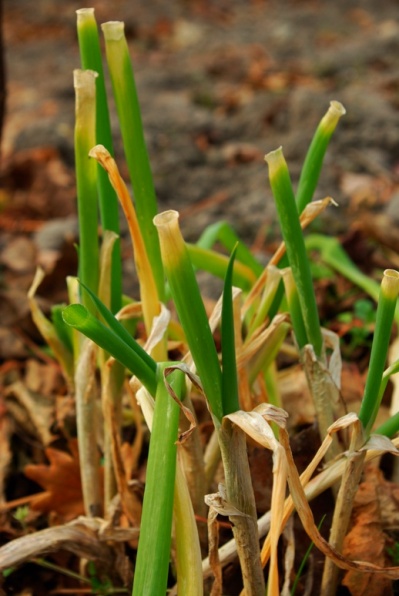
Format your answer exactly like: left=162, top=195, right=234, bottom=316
left=78, top=280, right=156, bottom=375
left=359, top=269, right=399, bottom=436
left=305, top=234, right=399, bottom=325
left=281, top=267, right=308, bottom=350
left=154, top=210, right=223, bottom=422
left=133, top=365, right=184, bottom=596
left=265, top=147, right=323, bottom=357
left=77, top=8, right=122, bottom=313
left=62, top=303, right=156, bottom=395
left=197, top=220, right=263, bottom=277
left=296, top=101, right=346, bottom=213
left=187, top=243, right=256, bottom=291
left=221, top=246, right=240, bottom=415
left=102, top=21, right=164, bottom=301
left=375, top=412, right=399, bottom=438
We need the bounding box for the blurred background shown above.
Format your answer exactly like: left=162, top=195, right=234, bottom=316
left=0, top=0, right=399, bottom=357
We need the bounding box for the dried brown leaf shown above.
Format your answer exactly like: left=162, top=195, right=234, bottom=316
left=342, top=466, right=393, bottom=595
left=24, top=440, right=85, bottom=520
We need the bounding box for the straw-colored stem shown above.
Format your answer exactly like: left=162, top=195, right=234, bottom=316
left=218, top=420, right=265, bottom=595
left=204, top=428, right=221, bottom=489
left=321, top=449, right=366, bottom=595
left=173, top=459, right=204, bottom=595
left=75, top=340, right=102, bottom=517
left=302, top=346, right=341, bottom=460
left=73, top=69, right=99, bottom=312
left=202, top=436, right=399, bottom=580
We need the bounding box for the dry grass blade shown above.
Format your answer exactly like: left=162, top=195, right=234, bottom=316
left=102, top=358, right=142, bottom=527
left=89, top=145, right=163, bottom=359
left=201, top=422, right=399, bottom=584
left=207, top=506, right=223, bottom=596
left=0, top=517, right=136, bottom=571
left=28, top=268, right=74, bottom=390
left=279, top=426, right=399, bottom=579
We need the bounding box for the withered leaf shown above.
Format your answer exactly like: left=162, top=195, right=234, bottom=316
left=24, top=440, right=85, bottom=520
left=342, top=466, right=393, bottom=595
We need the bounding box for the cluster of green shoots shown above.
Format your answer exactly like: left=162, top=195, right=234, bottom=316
left=28, top=8, right=399, bottom=596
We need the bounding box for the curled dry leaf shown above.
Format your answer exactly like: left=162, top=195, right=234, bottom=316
left=205, top=483, right=249, bottom=518
left=28, top=267, right=74, bottom=389
left=163, top=363, right=201, bottom=443
left=143, top=303, right=171, bottom=354
left=261, top=197, right=338, bottom=271
left=0, top=515, right=135, bottom=583
left=279, top=426, right=399, bottom=580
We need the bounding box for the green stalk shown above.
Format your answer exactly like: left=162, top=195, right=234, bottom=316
left=197, top=221, right=263, bottom=276
left=62, top=303, right=156, bottom=395
left=265, top=147, right=323, bottom=357
left=133, top=365, right=184, bottom=596
left=78, top=280, right=156, bottom=376
left=221, top=246, right=240, bottom=415
left=101, top=21, right=164, bottom=301
left=74, top=69, right=99, bottom=312
left=375, top=412, right=399, bottom=438
left=248, top=265, right=281, bottom=336
left=359, top=269, right=399, bottom=436
left=296, top=101, right=346, bottom=213
left=137, top=385, right=203, bottom=595
left=187, top=244, right=257, bottom=291
left=154, top=210, right=223, bottom=422
left=280, top=268, right=308, bottom=350
left=76, top=8, right=122, bottom=313
left=305, top=234, right=399, bottom=325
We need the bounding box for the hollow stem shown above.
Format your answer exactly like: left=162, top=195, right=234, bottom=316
left=102, top=21, right=164, bottom=300
left=133, top=365, right=183, bottom=595
left=154, top=210, right=223, bottom=422
left=265, top=147, right=323, bottom=357
left=62, top=303, right=156, bottom=395
left=359, top=269, right=399, bottom=436
left=74, top=69, right=99, bottom=312
left=296, top=101, right=346, bottom=213
left=218, top=420, right=265, bottom=595
left=76, top=8, right=122, bottom=313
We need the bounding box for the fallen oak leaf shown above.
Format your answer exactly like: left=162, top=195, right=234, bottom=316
left=342, top=465, right=393, bottom=595
left=24, top=440, right=86, bottom=520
